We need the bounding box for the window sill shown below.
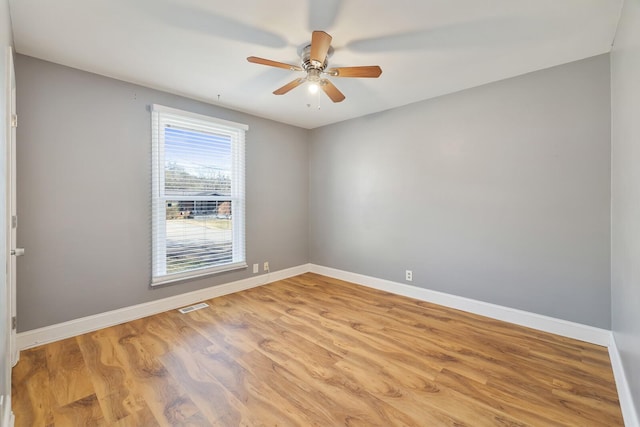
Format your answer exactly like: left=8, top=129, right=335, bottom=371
left=151, top=261, right=248, bottom=287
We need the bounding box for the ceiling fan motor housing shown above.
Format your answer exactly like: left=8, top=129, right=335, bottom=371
left=300, top=44, right=333, bottom=72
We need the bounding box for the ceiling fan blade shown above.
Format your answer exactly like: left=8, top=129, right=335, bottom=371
left=326, top=66, right=382, bottom=78
left=310, top=31, right=332, bottom=65
left=273, top=78, right=306, bottom=95
left=247, top=56, right=303, bottom=71
left=320, top=79, right=345, bottom=103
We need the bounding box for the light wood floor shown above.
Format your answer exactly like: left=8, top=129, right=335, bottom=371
left=12, top=273, right=623, bottom=426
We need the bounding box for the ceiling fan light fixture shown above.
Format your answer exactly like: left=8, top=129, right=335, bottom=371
left=307, top=68, right=321, bottom=94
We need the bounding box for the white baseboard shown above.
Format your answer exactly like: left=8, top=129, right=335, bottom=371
left=309, top=264, right=612, bottom=347
left=1, top=395, right=14, bottom=427
left=17, top=263, right=311, bottom=350
left=609, top=334, right=640, bottom=427
left=20, top=263, right=611, bottom=350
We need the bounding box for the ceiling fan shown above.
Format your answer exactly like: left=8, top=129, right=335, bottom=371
left=247, top=31, right=382, bottom=103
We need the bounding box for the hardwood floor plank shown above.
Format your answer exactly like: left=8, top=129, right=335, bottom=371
left=76, top=330, right=131, bottom=423
left=332, top=357, right=481, bottom=426
left=159, top=348, right=246, bottom=426
left=117, top=324, right=213, bottom=427
left=11, top=347, right=54, bottom=427
left=46, top=337, right=96, bottom=408
left=435, top=368, right=569, bottom=426
left=51, top=393, right=106, bottom=427
left=237, top=349, right=345, bottom=426
left=109, top=403, right=159, bottom=427
left=13, top=273, right=623, bottom=426
left=97, top=387, right=155, bottom=426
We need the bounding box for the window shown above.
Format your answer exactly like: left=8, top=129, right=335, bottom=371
left=151, top=105, right=247, bottom=285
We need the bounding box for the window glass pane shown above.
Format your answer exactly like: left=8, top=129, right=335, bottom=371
left=165, top=200, right=234, bottom=274
left=164, top=127, right=232, bottom=196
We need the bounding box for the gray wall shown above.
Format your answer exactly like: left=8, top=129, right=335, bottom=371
left=0, top=0, right=12, bottom=415
left=15, top=51, right=615, bottom=333
left=15, top=55, right=309, bottom=332
left=310, top=55, right=612, bottom=328
left=611, top=0, right=640, bottom=418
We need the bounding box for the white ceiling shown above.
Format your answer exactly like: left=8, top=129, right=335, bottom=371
left=9, top=0, right=622, bottom=129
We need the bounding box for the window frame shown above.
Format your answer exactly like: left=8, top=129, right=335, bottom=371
left=151, top=104, right=248, bottom=286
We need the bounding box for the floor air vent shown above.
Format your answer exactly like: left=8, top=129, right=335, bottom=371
left=178, top=302, right=209, bottom=314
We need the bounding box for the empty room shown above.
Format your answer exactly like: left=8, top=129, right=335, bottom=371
left=1, top=0, right=639, bottom=426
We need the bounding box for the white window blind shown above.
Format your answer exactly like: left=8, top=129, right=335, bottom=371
left=151, top=104, right=247, bottom=285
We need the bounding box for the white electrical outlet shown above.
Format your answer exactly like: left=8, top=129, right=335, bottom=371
left=253, top=263, right=259, bottom=274
left=405, top=270, right=413, bottom=281
left=264, top=261, right=270, bottom=272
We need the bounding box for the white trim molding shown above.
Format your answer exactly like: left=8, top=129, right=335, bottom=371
left=17, top=264, right=310, bottom=350
left=19, top=262, right=612, bottom=349
left=1, top=394, right=14, bottom=427
left=309, top=264, right=611, bottom=347
left=609, top=334, right=640, bottom=427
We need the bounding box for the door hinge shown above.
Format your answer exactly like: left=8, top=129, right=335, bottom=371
left=12, top=215, right=17, bottom=229
left=11, top=316, right=16, bottom=330
left=11, top=114, right=17, bottom=128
